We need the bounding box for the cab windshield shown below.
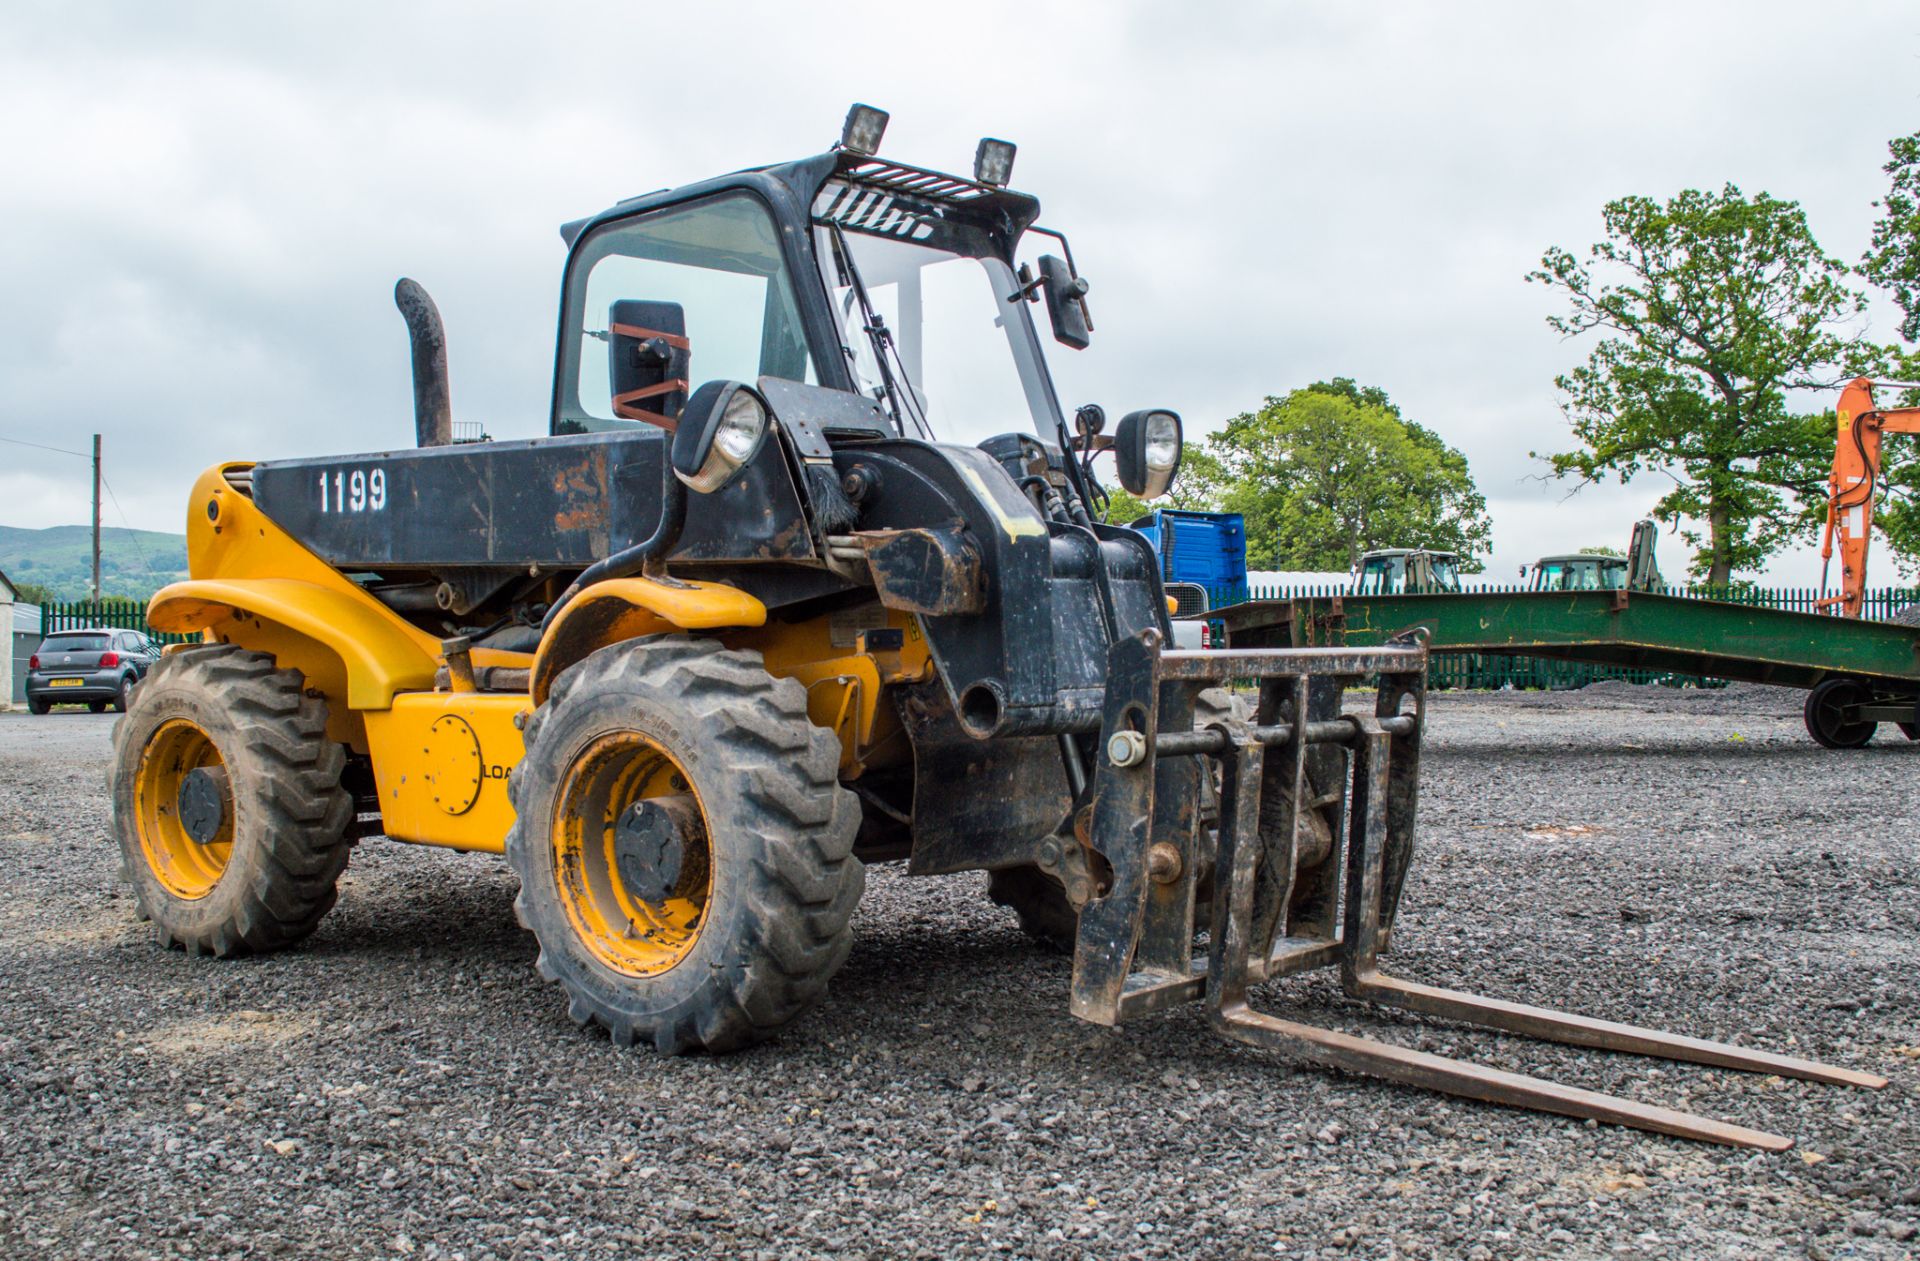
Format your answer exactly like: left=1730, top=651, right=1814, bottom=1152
left=1533, top=559, right=1625, bottom=591
left=1355, top=555, right=1406, bottom=595
left=812, top=180, right=1057, bottom=446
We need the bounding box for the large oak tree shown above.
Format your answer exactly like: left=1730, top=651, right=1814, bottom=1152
left=1864, top=132, right=1920, bottom=345
left=1531, top=185, right=1872, bottom=584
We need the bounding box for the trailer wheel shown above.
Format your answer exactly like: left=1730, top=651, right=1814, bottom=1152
left=506, top=635, right=863, bottom=1053
left=1804, top=678, right=1877, bottom=749
left=989, top=688, right=1244, bottom=952
left=110, top=645, right=354, bottom=955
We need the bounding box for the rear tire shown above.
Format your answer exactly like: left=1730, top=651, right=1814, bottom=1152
left=27, top=696, right=49, bottom=715
left=112, top=674, right=133, bottom=713
left=506, top=635, right=863, bottom=1053
left=88, top=699, right=107, bottom=714
left=110, top=645, right=354, bottom=955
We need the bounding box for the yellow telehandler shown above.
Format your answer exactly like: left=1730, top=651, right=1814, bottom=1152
left=112, top=106, right=1882, bottom=1148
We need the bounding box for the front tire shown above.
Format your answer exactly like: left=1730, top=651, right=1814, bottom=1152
left=110, top=646, right=354, bottom=955
left=506, top=636, right=863, bottom=1053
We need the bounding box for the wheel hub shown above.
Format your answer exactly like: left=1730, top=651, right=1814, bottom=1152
left=177, top=766, right=230, bottom=845
left=135, top=718, right=233, bottom=900
left=612, top=794, right=701, bottom=904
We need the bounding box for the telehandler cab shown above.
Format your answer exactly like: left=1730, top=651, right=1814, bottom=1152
left=113, top=106, right=1882, bottom=1148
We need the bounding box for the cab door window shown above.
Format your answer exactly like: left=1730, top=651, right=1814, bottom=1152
left=555, top=193, right=815, bottom=434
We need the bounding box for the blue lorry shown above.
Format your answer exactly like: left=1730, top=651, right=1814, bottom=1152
left=1126, top=509, right=1248, bottom=614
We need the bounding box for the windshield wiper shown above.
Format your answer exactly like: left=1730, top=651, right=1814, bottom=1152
left=824, top=222, right=934, bottom=441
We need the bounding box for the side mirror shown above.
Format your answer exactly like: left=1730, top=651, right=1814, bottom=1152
left=1114, top=409, right=1182, bottom=499
left=673, top=381, right=771, bottom=494
left=1038, top=255, right=1091, bottom=350
left=608, top=299, right=690, bottom=426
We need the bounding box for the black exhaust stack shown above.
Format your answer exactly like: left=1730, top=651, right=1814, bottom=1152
left=394, top=278, right=453, bottom=448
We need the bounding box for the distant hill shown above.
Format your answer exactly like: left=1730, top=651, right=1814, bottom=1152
left=0, top=524, right=189, bottom=602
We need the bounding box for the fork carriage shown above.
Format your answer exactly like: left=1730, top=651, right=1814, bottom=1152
left=1075, top=630, right=1883, bottom=1151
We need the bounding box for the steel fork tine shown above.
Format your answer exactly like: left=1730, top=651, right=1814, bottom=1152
left=1338, top=716, right=1886, bottom=1093
left=1208, top=1002, right=1797, bottom=1151
left=1204, top=709, right=1866, bottom=1149
left=1345, top=971, right=1888, bottom=1090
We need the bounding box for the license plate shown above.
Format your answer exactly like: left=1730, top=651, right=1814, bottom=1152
left=48, top=678, right=82, bottom=687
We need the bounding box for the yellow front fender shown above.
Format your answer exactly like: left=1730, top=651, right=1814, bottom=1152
left=530, top=577, right=767, bottom=704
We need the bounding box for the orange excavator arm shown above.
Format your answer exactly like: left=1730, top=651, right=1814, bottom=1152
left=1820, top=377, right=1920, bottom=616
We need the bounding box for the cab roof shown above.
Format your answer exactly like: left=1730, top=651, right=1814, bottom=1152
left=558, top=150, right=1044, bottom=264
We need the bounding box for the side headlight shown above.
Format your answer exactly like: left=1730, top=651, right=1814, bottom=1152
left=1115, top=408, right=1182, bottom=499
left=673, top=381, right=770, bottom=493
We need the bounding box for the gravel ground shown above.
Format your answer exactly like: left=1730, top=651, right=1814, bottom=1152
left=0, top=684, right=1915, bottom=1260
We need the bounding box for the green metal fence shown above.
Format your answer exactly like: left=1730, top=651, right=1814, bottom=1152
left=36, top=599, right=200, bottom=646
left=1202, top=583, right=1920, bottom=691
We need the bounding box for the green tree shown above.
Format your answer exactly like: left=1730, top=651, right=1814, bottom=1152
left=1188, top=384, right=1491, bottom=571
left=9, top=580, right=55, bottom=604
left=1857, top=140, right=1920, bottom=574
left=1531, top=185, right=1874, bottom=584
left=1864, top=132, right=1920, bottom=344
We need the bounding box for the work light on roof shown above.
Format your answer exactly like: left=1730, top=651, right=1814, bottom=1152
left=974, top=137, right=1016, bottom=187
left=840, top=104, right=890, bottom=157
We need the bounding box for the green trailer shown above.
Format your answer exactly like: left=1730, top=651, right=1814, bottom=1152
left=1219, top=588, right=1920, bottom=749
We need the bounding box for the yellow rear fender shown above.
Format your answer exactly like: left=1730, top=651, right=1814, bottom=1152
left=530, top=577, right=767, bottom=704
left=146, top=463, right=449, bottom=744
left=149, top=578, right=441, bottom=714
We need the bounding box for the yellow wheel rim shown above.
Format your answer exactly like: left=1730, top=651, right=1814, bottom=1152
left=134, top=718, right=233, bottom=900
left=551, top=732, right=712, bottom=977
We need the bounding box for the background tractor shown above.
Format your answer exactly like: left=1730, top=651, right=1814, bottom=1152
left=1353, top=548, right=1463, bottom=595
left=112, top=106, right=1882, bottom=1147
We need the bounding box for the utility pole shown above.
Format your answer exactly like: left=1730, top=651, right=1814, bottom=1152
left=92, top=433, right=101, bottom=608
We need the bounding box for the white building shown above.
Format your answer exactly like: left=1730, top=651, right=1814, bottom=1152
left=0, top=570, right=36, bottom=712
left=1247, top=569, right=1353, bottom=596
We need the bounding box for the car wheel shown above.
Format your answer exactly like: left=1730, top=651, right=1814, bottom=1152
left=88, top=700, right=109, bottom=714
left=28, top=696, right=50, bottom=715
left=113, top=674, right=134, bottom=713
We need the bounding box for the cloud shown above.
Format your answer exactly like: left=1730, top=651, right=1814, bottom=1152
left=0, top=0, right=1914, bottom=585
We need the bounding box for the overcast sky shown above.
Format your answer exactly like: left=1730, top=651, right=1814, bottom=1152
left=1, top=2, right=1915, bottom=584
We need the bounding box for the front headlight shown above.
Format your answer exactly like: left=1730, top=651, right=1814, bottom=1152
left=1115, top=408, right=1183, bottom=500
left=673, top=381, right=770, bottom=494
left=712, top=390, right=767, bottom=465
left=1144, top=412, right=1180, bottom=474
